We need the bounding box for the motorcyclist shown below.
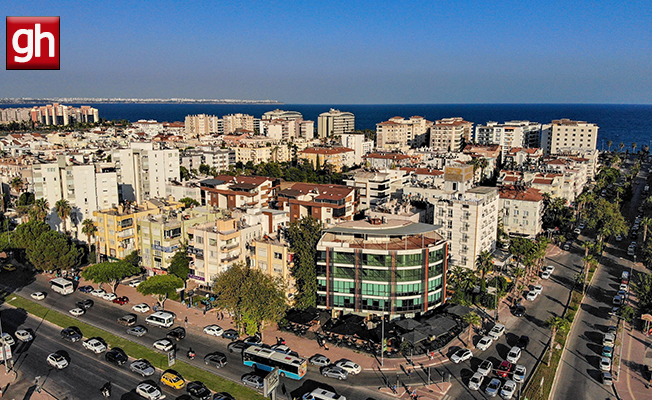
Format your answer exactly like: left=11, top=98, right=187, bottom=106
left=101, top=381, right=112, bottom=397
left=187, top=347, right=195, bottom=359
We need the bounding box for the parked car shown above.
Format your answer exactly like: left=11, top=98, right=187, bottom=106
left=563, top=242, right=571, bottom=251
left=102, top=292, right=118, bottom=301
left=533, top=284, right=543, bottom=295
left=133, top=303, right=151, bottom=313
left=335, top=359, right=361, bottom=375
left=83, top=337, right=107, bottom=353
left=129, top=279, right=145, bottom=288
left=105, top=348, right=128, bottom=366
left=127, top=325, right=148, bottom=337
left=161, top=371, right=186, bottom=389
left=613, top=295, right=622, bottom=306
left=60, top=326, right=82, bottom=342
left=526, top=291, right=538, bottom=301
left=501, top=380, right=517, bottom=399
left=203, top=325, right=224, bottom=337
left=167, top=327, right=186, bottom=341
left=600, top=356, right=612, bottom=371
left=136, top=383, right=164, bottom=400
left=222, top=329, right=239, bottom=341
left=615, top=234, right=623, bottom=242
left=541, top=270, right=552, bottom=279
left=574, top=228, right=581, bottom=235
left=213, top=393, right=235, bottom=400
left=468, top=372, right=484, bottom=390
left=497, top=360, right=513, bottom=378
left=187, top=381, right=212, bottom=400
left=204, top=352, right=228, bottom=368
left=15, top=329, right=33, bottom=342
left=91, top=289, right=106, bottom=297
left=113, top=296, right=129, bottom=305
left=76, top=299, right=94, bottom=310
left=476, top=336, right=493, bottom=351
left=511, top=304, right=526, bottom=317
left=602, top=371, right=614, bottom=385
left=477, top=359, right=493, bottom=376
left=130, top=359, right=156, bottom=377
left=602, top=346, right=613, bottom=358
left=513, top=364, right=526, bottom=383
left=153, top=339, right=175, bottom=352
left=309, top=354, right=331, bottom=367
left=227, top=341, right=248, bottom=354
left=321, top=365, right=348, bottom=380
left=488, top=323, right=506, bottom=340
left=241, top=373, right=263, bottom=389
left=450, top=348, right=473, bottom=364
left=486, top=378, right=502, bottom=397
left=47, top=353, right=69, bottom=369
left=77, top=285, right=94, bottom=293
left=31, top=291, right=47, bottom=300
left=506, top=346, right=522, bottom=363
left=516, top=335, right=530, bottom=350
left=118, top=314, right=138, bottom=326
left=69, top=308, right=85, bottom=317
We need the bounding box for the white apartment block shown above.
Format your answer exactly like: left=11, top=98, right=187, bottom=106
left=32, top=157, right=119, bottom=235
left=112, top=143, right=180, bottom=204
left=429, top=118, right=473, bottom=152
left=29, top=104, right=99, bottom=125
left=185, top=114, right=221, bottom=137
left=317, top=109, right=355, bottom=138
left=261, top=118, right=314, bottom=141
left=376, top=116, right=431, bottom=150
left=499, top=186, right=544, bottom=239
left=475, top=121, right=542, bottom=160
left=403, top=164, right=498, bottom=270
left=541, top=119, right=599, bottom=154
left=222, top=113, right=254, bottom=134
left=341, top=133, right=374, bottom=165
left=344, top=170, right=407, bottom=209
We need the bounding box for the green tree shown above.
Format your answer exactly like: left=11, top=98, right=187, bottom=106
left=199, top=163, right=211, bottom=175
left=31, top=198, right=49, bottom=222
left=123, top=250, right=140, bottom=268
left=634, top=272, right=652, bottom=313
left=213, top=262, right=287, bottom=336
left=168, top=249, right=190, bottom=281
left=26, top=230, right=82, bottom=271
left=641, top=217, right=652, bottom=243
left=17, top=192, right=35, bottom=207
left=475, top=250, right=494, bottom=292
left=619, top=305, right=635, bottom=324
left=81, top=219, right=97, bottom=254
left=619, top=142, right=625, bottom=152
left=461, top=311, right=482, bottom=346
left=180, top=166, right=191, bottom=181
left=287, top=216, right=322, bottom=309
left=179, top=197, right=200, bottom=209
left=55, top=198, right=72, bottom=233
left=137, top=274, right=184, bottom=308
left=546, top=316, right=570, bottom=365
left=583, top=197, right=628, bottom=246
left=81, top=260, right=140, bottom=292
left=10, top=176, right=24, bottom=194
left=13, top=220, right=51, bottom=249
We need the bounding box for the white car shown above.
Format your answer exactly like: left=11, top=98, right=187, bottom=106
left=477, top=359, right=493, bottom=376
left=129, top=279, right=144, bottom=288
left=476, top=336, right=493, bottom=351
left=488, top=323, right=506, bottom=340
left=526, top=291, right=538, bottom=301
left=102, top=292, right=118, bottom=301
left=15, top=329, right=33, bottom=342
left=31, top=292, right=46, bottom=300
left=506, top=346, right=522, bottom=363
left=600, top=356, right=612, bottom=371
left=544, top=265, right=555, bottom=274
left=541, top=270, right=552, bottom=280
left=500, top=379, right=517, bottom=399
left=469, top=372, right=484, bottom=391
left=513, top=364, right=526, bottom=383
left=203, top=325, right=224, bottom=337
left=153, top=339, right=175, bottom=352
left=574, top=228, right=581, bottom=235
left=450, top=348, right=473, bottom=364
left=47, top=353, right=69, bottom=369
left=1, top=333, right=15, bottom=346
left=91, top=289, right=106, bottom=297
left=335, top=359, right=361, bottom=375
left=83, top=338, right=107, bottom=353
left=309, top=354, right=331, bottom=367
left=533, top=284, right=543, bottom=295
left=136, top=383, right=164, bottom=400
left=69, top=308, right=85, bottom=317
left=133, top=303, right=151, bottom=313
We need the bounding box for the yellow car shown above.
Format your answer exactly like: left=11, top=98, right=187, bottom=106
left=3, top=265, right=16, bottom=272
left=160, top=371, right=186, bottom=389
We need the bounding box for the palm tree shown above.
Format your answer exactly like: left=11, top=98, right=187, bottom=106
left=641, top=217, right=652, bottom=243
left=619, top=142, right=625, bottom=153
left=607, top=140, right=612, bottom=152
left=81, top=219, right=98, bottom=254
left=10, top=176, right=24, bottom=194
left=476, top=251, right=494, bottom=292
left=461, top=312, right=482, bottom=346
left=55, top=198, right=72, bottom=233
left=32, top=198, right=49, bottom=222
left=632, top=142, right=637, bottom=154
left=546, top=316, right=570, bottom=365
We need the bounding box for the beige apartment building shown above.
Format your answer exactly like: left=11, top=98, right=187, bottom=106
left=298, top=147, right=354, bottom=172
left=376, top=116, right=432, bottom=150
left=317, top=109, right=355, bottom=138
left=250, top=236, right=296, bottom=301
left=499, top=186, right=544, bottom=239
left=185, top=114, right=221, bottom=137
left=223, top=113, right=255, bottom=134
left=429, top=118, right=473, bottom=152
left=541, top=119, right=599, bottom=154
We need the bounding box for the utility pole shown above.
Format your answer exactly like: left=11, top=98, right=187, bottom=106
left=381, top=316, right=384, bottom=367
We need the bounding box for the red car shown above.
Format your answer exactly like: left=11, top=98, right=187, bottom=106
left=497, top=360, right=512, bottom=378
left=113, top=296, right=129, bottom=305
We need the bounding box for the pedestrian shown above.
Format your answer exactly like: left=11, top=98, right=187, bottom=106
left=220, top=312, right=224, bottom=320
left=407, top=368, right=412, bottom=377
left=411, top=389, right=418, bottom=399
left=281, top=383, right=287, bottom=395
left=392, top=384, right=397, bottom=394
left=324, top=344, right=329, bottom=351
left=184, top=316, right=188, bottom=327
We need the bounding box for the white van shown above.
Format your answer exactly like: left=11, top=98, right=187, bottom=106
left=145, top=311, right=176, bottom=328
left=50, top=278, right=74, bottom=295
left=302, top=389, right=346, bottom=400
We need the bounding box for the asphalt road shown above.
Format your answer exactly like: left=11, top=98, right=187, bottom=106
left=434, top=244, right=581, bottom=399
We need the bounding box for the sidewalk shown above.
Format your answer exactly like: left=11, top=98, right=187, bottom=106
left=615, top=326, right=651, bottom=400
left=0, top=370, right=58, bottom=400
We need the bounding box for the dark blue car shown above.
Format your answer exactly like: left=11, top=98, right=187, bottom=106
left=78, top=285, right=94, bottom=293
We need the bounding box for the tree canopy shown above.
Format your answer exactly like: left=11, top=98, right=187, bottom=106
left=123, top=250, right=140, bottom=268
left=212, top=262, right=287, bottom=336
left=287, top=216, right=322, bottom=309
left=25, top=230, right=82, bottom=271
left=136, top=274, right=184, bottom=307
left=168, top=249, right=190, bottom=281
left=179, top=197, right=200, bottom=209
left=81, top=260, right=141, bottom=291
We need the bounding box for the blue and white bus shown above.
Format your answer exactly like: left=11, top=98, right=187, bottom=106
left=243, top=345, right=307, bottom=380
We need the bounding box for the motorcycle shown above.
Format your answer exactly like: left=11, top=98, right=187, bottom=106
left=187, top=349, right=196, bottom=360
left=101, top=382, right=112, bottom=398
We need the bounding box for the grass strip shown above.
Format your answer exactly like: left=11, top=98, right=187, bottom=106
left=6, top=295, right=266, bottom=400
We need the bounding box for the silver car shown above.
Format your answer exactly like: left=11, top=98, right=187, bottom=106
left=469, top=372, right=483, bottom=391
left=309, top=354, right=331, bottom=367
left=130, top=359, right=155, bottom=377
left=321, top=366, right=348, bottom=380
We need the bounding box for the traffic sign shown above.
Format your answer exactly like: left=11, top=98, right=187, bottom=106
left=263, top=367, right=280, bottom=397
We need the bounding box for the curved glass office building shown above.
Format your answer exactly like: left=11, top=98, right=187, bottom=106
left=316, top=218, right=447, bottom=318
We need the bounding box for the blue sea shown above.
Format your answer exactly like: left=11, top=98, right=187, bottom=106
left=4, top=103, right=652, bottom=151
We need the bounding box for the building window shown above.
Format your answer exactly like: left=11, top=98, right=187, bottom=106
left=273, top=252, right=283, bottom=260
left=196, top=236, right=203, bottom=244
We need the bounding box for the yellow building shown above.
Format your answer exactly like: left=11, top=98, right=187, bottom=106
left=94, top=199, right=183, bottom=260
left=298, top=147, right=354, bottom=172
left=250, top=236, right=296, bottom=301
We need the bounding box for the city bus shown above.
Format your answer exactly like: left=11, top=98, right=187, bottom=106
left=242, top=345, right=307, bottom=380
left=50, top=278, right=74, bottom=295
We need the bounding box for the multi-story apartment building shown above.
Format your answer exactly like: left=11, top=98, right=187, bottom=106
left=298, top=147, right=354, bottom=172
left=541, top=119, right=599, bottom=154
left=165, top=180, right=202, bottom=203
left=340, top=133, right=374, bottom=165
left=262, top=109, right=303, bottom=120
left=186, top=218, right=262, bottom=284
left=32, top=157, right=119, bottom=235
left=260, top=110, right=315, bottom=140
left=429, top=118, right=473, bottom=152
left=94, top=199, right=183, bottom=260
left=250, top=236, right=296, bottom=301
left=316, top=218, right=447, bottom=317
left=504, top=147, right=544, bottom=167
left=499, top=185, right=544, bottom=239
left=403, top=165, right=499, bottom=270
left=376, top=116, right=432, bottom=150
left=200, top=175, right=278, bottom=209
left=364, top=152, right=413, bottom=169
left=276, top=183, right=358, bottom=224
left=185, top=114, right=221, bottom=137
left=222, top=113, right=255, bottom=135
left=112, top=143, right=180, bottom=203
left=475, top=121, right=542, bottom=160
left=317, top=109, right=355, bottom=138
left=138, top=207, right=222, bottom=275
left=344, top=170, right=407, bottom=209
left=28, top=104, right=99, bottom=125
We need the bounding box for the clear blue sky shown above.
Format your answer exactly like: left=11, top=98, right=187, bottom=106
left=2, top=0, right=651, bottom=104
